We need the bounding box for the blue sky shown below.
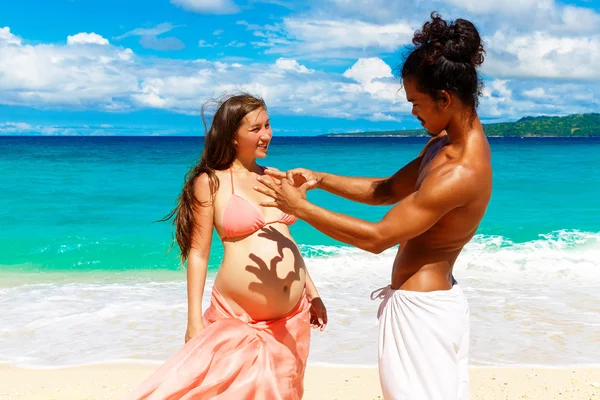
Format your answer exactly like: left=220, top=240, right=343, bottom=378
left=1, top=0, right=599, bottom=136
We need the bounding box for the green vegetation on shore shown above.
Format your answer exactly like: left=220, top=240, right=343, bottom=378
left=322, top=113, right=600, bottom=137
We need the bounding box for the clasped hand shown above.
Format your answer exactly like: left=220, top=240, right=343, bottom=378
left=254, top=168, right=318, bottom=215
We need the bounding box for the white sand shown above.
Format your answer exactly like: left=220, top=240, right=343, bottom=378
left=0, top=363, right=599, bottom=399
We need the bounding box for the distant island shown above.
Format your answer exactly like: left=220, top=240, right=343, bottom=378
left=321, top=113, right=600, bottom=137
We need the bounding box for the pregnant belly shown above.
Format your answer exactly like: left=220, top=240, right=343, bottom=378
left=215, top=248, right=307, bottom=321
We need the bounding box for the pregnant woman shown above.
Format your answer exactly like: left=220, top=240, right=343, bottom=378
left=125, top=93, right=327, bottom=400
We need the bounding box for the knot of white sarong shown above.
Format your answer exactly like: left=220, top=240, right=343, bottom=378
left=370, top=285, right=392, bottom=301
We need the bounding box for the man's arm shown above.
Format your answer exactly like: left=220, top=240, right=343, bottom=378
left=294, top=166, right=474, bottom=254
left=317, top=156, right=423, bottom=206
left=277, top=136, right=440, bottom=206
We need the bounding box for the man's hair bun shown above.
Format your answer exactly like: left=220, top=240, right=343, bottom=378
left=413, top=12, right=485, bottom=67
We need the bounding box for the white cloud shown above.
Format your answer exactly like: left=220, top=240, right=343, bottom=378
left=310, top=0, right=600, bottom=37
left=0, top=26, right=598, bottom=126
left=0, top=122, right=188, bottom=136
left=254, top=0, right=295, bottom=9
left=118, top=48, right=134, bottom=61
left=485, top=31, right=600, bottom=79
left=122, top=58, right=406, bottom=119
left=302, top=0, right=600, bottom=69
left=132, top=80, right=169, bottom=108
left=555, top=6, right=600, bottom=34
left=317, top=0, right=416, bottom=23
left=243, top=18, right=415, bottom=58
left=237, top=20, right=293, bottom=50
left=284, top=19, right=413, bottom=51
left=225, top=41, right=246, bottom=47
left=0, top=122, right=82, bottom=136
left=343, top=57, right=392, bottom=85
left=439, top=0, right=600, bottom=35
left=443, top=0, right=554, bottom=15
left=342, top=58, right=401, bottom=102
left=479, top=78, right=600, bottom=119
left=7, top=122, right=33, bottom=129
left=480, top=80, right=512, bottom=117
left=139, top=36, right=185, bottom=51
left=115, top=23, right=180, bottom=40
left=490, top=80, right=512, bottom=98
left=213, top=29, right=224, bottom=35
left=0, top=29, right=138, bottom=109
left=274, top=58, right=314, bottom=74
left=0, top=27, right=22, bottom=45
left=198, top=40, right=217, bottom=48
left=171, top=0, right=239, bottom=14
left=67, top=32, right=109, bottom=46
left=523, top=88, right=554, bottom=100
left=0, top=122, right=33, bottom=133
left=368, top=112, right=399, bottom=122
left=38, top=127, right=78, bottom=136
left=115, top=23, right=185, bottom=51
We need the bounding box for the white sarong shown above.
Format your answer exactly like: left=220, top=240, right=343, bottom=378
left=372, top=284, right=470, bottom=400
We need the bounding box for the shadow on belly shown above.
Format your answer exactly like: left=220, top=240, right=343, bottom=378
left=244, top=226, right=305, bottom=309
left=241, top=226, right=309, bottom=364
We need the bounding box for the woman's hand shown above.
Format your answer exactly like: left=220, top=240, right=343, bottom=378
left=308, top=296, right=328, bottom=332
left=185, top=321, right=204, bottom=343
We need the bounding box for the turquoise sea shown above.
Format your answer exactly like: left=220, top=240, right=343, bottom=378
left=1, top=136, right=599, bottom=368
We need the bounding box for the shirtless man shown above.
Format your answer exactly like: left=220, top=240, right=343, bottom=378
left=255, top=13, right=491, bottom=400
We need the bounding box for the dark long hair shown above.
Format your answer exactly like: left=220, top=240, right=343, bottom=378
left=162, top=93, right=267, bottom=263
left=401, top=12, right=485, bottom=109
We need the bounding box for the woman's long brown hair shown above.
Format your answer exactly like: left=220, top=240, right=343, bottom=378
left=161, top=93, right=267, bottom=263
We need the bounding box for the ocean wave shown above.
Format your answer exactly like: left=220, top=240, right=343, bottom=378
left=0, top=230, right=598, bottom=368
left=299, top=230, right=600, bottom=280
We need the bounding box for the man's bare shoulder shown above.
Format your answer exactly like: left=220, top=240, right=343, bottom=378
left=418, top=133, right=447, bottom=157
left=417, top=162, right=483, bottom=208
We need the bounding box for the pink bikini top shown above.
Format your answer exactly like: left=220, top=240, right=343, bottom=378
left=220, top=167, right=297, bottom=240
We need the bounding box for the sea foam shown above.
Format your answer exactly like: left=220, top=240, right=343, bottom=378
left=1, top=230, right=598, bottom=368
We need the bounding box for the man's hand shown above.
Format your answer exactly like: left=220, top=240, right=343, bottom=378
left=308, top=296, right=328, bottom=331
left=255, top=175, right=316, bottom=215
left=265, top=168, right=321, bottom=190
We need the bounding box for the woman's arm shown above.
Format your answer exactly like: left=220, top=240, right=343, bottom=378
left=304, top=269, right=320, bottom=299
left=185, top=174, right=214, bottom=343
left=304, top=269, right=327, bottom=331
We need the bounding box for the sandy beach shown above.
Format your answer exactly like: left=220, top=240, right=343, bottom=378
left=0, top=363, right=598, bottom=400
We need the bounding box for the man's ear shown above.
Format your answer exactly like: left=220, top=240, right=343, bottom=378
left=437, top=90, right=452, bottom=111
